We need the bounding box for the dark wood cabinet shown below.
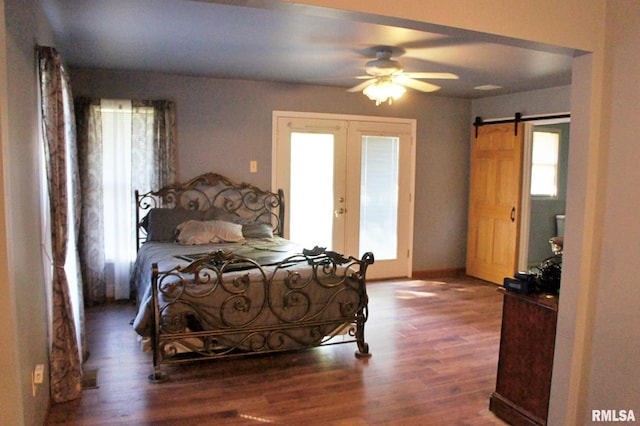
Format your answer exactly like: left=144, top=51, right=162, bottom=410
left=490, top=290, right=558, bottom=425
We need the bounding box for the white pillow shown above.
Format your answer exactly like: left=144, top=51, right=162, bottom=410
left=176, top=220, right=245, bottom=245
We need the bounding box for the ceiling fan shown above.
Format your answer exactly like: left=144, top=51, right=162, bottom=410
left=347, top=48, right=458, bottom=105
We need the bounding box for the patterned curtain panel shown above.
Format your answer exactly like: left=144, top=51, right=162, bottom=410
left=75, top=99, right=106, bottom=306
left=132, top=100, right=177, bottom=189
left=76, top=98, right=177, bottom=304
left=37, top=46, right=84, bottom=403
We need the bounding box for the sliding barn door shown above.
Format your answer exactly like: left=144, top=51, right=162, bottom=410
left=466, top=123, right=524, bottom=284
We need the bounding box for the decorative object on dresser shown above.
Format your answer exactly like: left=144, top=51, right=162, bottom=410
left=503, top=253, right=562, bottom=296
left=489, top=290, right=558, bottom=425
left=131, top=172, right=374, bottom=382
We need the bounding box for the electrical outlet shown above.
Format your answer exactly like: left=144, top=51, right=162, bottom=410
left=33, top=364, right=44, bottom=384
left=250, top=160, right=258, bottom=173
left=32, top=364, right=44, bottom=397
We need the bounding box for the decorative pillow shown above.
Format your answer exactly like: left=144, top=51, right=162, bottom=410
left=242, top=222, right=273, bottom=239
left=176, top=220, right=245, bottom=245
left=145, top=208, right=205, bottom=242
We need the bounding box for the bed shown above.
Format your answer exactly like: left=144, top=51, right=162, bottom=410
left=130, top=172, right=374, bottom=381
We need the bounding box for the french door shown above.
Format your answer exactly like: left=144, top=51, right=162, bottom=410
left=273, top=112, right=415, bottom=279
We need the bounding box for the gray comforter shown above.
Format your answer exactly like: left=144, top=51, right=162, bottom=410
left=131, top=237, right=303, bottom=336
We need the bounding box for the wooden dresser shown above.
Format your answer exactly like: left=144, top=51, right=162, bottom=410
left=490, top=290, right=558, bottom=425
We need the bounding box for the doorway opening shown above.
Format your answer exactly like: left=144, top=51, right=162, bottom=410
left=518, top=118, right=570, bottom=272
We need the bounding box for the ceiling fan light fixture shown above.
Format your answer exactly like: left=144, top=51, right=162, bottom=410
left=363, top=77, right=406, bottom=106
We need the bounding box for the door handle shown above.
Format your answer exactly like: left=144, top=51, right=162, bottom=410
left=335, top=208, right=346, bottom=217
left=510, top=207, right=516, bottom=222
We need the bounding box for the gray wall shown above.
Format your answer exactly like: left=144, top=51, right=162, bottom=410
left=70, top=68, right=472, bottom=272
left=584, top=3, right=640, bottom=415
left=1, top=0, right=56, bottom=424
left=471, top=86, right=571, bottom=120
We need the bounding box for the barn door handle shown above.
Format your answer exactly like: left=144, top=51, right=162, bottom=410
left=510, top=207, right=516, bottom=222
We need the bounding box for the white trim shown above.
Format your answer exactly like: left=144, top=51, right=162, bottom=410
left=518, top=116, right=570, bottom=272
left=518, top=123, right=534, bottom=272
left=273, top=110, right=416, bottom=126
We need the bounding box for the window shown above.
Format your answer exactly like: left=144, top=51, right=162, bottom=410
left=100, top=99, right=153, bottom=300
left=76, top=98, right=176, bottom=302
left=530, top=130, right=560, bottom=197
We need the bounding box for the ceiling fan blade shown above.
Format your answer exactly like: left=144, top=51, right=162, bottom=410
left=347, top=79, right=376, bottom=93
left=403, top=72, right=459, bottom=80
left=395, top=77, right=441, bottom=92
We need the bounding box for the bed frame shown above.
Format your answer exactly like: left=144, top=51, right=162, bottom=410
left=135, top=172, right=285, bottom=250
left=134, top=173, right=373, bottom=382
left=148, top=248, right=373, bottom=382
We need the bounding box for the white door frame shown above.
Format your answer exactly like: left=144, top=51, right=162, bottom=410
left=518, top=117, right=570, bottom=272
left=272, top=110, right=417, bottom=278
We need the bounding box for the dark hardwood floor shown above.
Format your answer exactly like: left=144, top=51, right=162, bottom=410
left=47, top=276, right=507, bottom=425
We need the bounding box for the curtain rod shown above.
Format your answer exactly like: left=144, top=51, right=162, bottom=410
left=473, top=112, right=571, bottom=137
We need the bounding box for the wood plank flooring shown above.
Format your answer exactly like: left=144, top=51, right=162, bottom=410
left=47, top=276, right=507, bottom=425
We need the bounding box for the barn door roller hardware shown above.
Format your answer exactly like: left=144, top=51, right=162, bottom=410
left=473, top=112, right=571, bottom=138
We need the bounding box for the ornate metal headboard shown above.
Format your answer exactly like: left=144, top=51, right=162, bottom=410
left=135, top=173, right=285, bottom=250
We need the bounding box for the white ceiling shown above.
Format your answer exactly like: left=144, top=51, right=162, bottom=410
left=40, top=0, right=581, bottom=99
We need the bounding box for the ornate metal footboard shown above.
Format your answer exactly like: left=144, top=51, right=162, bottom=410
left=148, top=248, right=374, bottom=382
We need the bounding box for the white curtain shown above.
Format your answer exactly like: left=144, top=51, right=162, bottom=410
left=63, top=76, right=84, bottom=354
left=101, top=99, right=134, bottom=300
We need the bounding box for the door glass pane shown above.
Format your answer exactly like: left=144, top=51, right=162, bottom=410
left=290, top=132, right=334, bottom=250
left=360, top=136, right=399, bottom=259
